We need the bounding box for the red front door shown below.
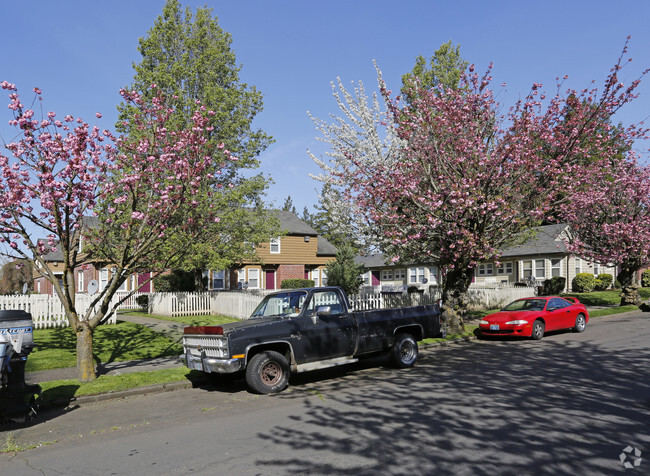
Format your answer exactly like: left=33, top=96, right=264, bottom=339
left=137, top=273, right=151, bottom=293
left=265, top=270, right=276, bottom=290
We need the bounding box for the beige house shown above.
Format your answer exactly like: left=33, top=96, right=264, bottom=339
left=354, top=254, right=440, bottom=294
left=473, top=224, right=616, bottom=292
left=353, top=224, right=617, bottom=294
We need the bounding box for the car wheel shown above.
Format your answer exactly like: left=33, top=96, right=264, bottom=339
left=574, top=313, right=587, bottom=333
left=245, top=351, right=290, bottom=394
left=531, top=319, right=545, bottom=340
left=390, top=333, right=418, bottom=368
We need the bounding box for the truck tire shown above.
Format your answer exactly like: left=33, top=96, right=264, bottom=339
left=246, top=351, right=290, bottom=394
left=390, top=333, right=418, bottom=368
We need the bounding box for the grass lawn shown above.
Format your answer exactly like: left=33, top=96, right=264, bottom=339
left=26, top=321, right=184, bottom=372
left=27, top=313, right=239, bottom=373
left=562, top=288, right=650, bottom=306
left=119, top=310, right=238, bottom=327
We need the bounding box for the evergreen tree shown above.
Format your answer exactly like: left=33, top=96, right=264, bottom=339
left=325, top=244, right=365, bottom=295
left=401, top=40, right=469, bottom=102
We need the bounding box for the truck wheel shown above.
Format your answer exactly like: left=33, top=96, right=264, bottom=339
left=390, top=334, right=418, bottom=368
left=246, top=351, right=290, bottom=394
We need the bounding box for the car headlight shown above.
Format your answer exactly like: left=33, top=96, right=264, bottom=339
left=505, top=320, right=528, bottom=325
left=479, top=320, right=490, bottom=325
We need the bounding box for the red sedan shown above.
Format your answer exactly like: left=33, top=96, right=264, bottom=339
left=478, top=296, right=589, bottom=340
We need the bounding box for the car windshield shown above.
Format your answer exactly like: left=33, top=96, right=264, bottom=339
left=501, top=299, right=546, bottom=312
left=250, top=291, right=308, bottom=318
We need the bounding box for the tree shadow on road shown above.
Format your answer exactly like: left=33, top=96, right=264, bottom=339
left=252, top=334, right=650, bottom=475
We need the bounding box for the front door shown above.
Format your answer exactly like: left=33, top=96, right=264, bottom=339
left=265, top=270, right=276, bottom=290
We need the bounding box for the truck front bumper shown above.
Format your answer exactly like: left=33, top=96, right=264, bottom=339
left=180, top=351, right=243, bottom=374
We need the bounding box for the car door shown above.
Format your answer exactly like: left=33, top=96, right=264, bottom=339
left=545, top=298, right=574, bottom=330
left=299, top=290, right=357, bottom=362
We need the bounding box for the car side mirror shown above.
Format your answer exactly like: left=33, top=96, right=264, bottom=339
left=310, top=314, right=319, bottom=325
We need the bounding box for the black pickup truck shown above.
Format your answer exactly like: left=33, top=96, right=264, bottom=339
left=180, top=286, right=443, bottom=394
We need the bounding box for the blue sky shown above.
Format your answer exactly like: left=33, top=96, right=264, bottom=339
left=2, top=0, right=649, bottom=214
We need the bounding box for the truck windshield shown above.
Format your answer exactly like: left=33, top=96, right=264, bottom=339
left=250, top=291, right=308, bottom=318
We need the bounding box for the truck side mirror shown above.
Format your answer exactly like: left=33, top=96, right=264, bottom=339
left=317, top=306, right=331, bottom=316
left=310, top=314, right=319, bottom=325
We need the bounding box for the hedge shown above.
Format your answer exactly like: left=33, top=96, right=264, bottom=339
left=281, top=279, right=315, bottom=289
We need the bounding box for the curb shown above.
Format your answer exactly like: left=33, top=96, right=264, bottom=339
left=37, top=378, right=209, bottom=412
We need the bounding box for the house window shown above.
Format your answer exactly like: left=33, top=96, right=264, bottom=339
left=362, top=271, right=371, bottom=286
left=78, top=270, right=84, bottom=293
left=409, top=267, right=428, bottom=284
left=551, top=258, right=562, bottom=277
left=522, top=260, right=545, bottom=279
left=321, top=270, right=328, bottom=286
left=99, top=268, right=109, bottom=290
left=248, top=269, right=260, bottom=289
left=394, top=269, right=405, bottom=280
left=478, top=263, right=494, bottom=276
left=270, top=238, right=281, bottom=254
left=381, top=269, right=393, bottom=281
left=428, top=268, right=438, bottom=285
left=212, top=270, right=225, bottom=290
left=497, top=262, right=513, bottom=275
left=593, top=263, right=601, bottom=276
left=311, top=269, right=320, bottom=287
left=238, top=269, right=246, bottom=288
left=575, top=258, right=582, bottom=275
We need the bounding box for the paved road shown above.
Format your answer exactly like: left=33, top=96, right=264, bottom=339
left=1, top=312, right=649, bottom=475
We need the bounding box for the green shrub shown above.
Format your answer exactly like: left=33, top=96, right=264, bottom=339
left=572, top=273, right=595, bottom=293
left=153, top=270, right=195, bottom=292
left=281, top=279, right=315, bottom=289
left=542, top=276, right=566, bottom=295
left=642, top=270, right=650, bottom=288
left=135, top=295, right=149, bottom=311
left=594, top=273, right=613, bottom=291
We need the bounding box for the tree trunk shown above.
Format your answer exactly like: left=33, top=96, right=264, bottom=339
left=76, top=324, right=96, bottom=382
left=441, top=266, right=475, bottom=334
left=617, top=264, right=641, bottom=306
left=194, top=268, right=207, bottom=292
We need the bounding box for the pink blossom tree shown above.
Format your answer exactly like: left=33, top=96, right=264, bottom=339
left=312, top=43, right=647, bottom=331
left=0, top=82, right=233, bottom=380
left=561, top=161, right=650, bottom=305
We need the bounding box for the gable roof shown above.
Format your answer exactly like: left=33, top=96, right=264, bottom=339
left=355, top=253, right=390, bottom=268
left=500, top=224, right=569, bottom=257
left=354, top=224, right=572, bottom=268
left=273, top=210, right=319, bottom=235
left=317, top=235, right=337, bottom=256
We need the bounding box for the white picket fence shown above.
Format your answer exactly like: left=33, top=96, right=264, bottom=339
left=0, top=291, right=144, bottom=329
left=149, top=290, right=273, bottom=319
left=0, top=286, right=536, bottom=328
left=148, top=286, right=536, bottom=319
